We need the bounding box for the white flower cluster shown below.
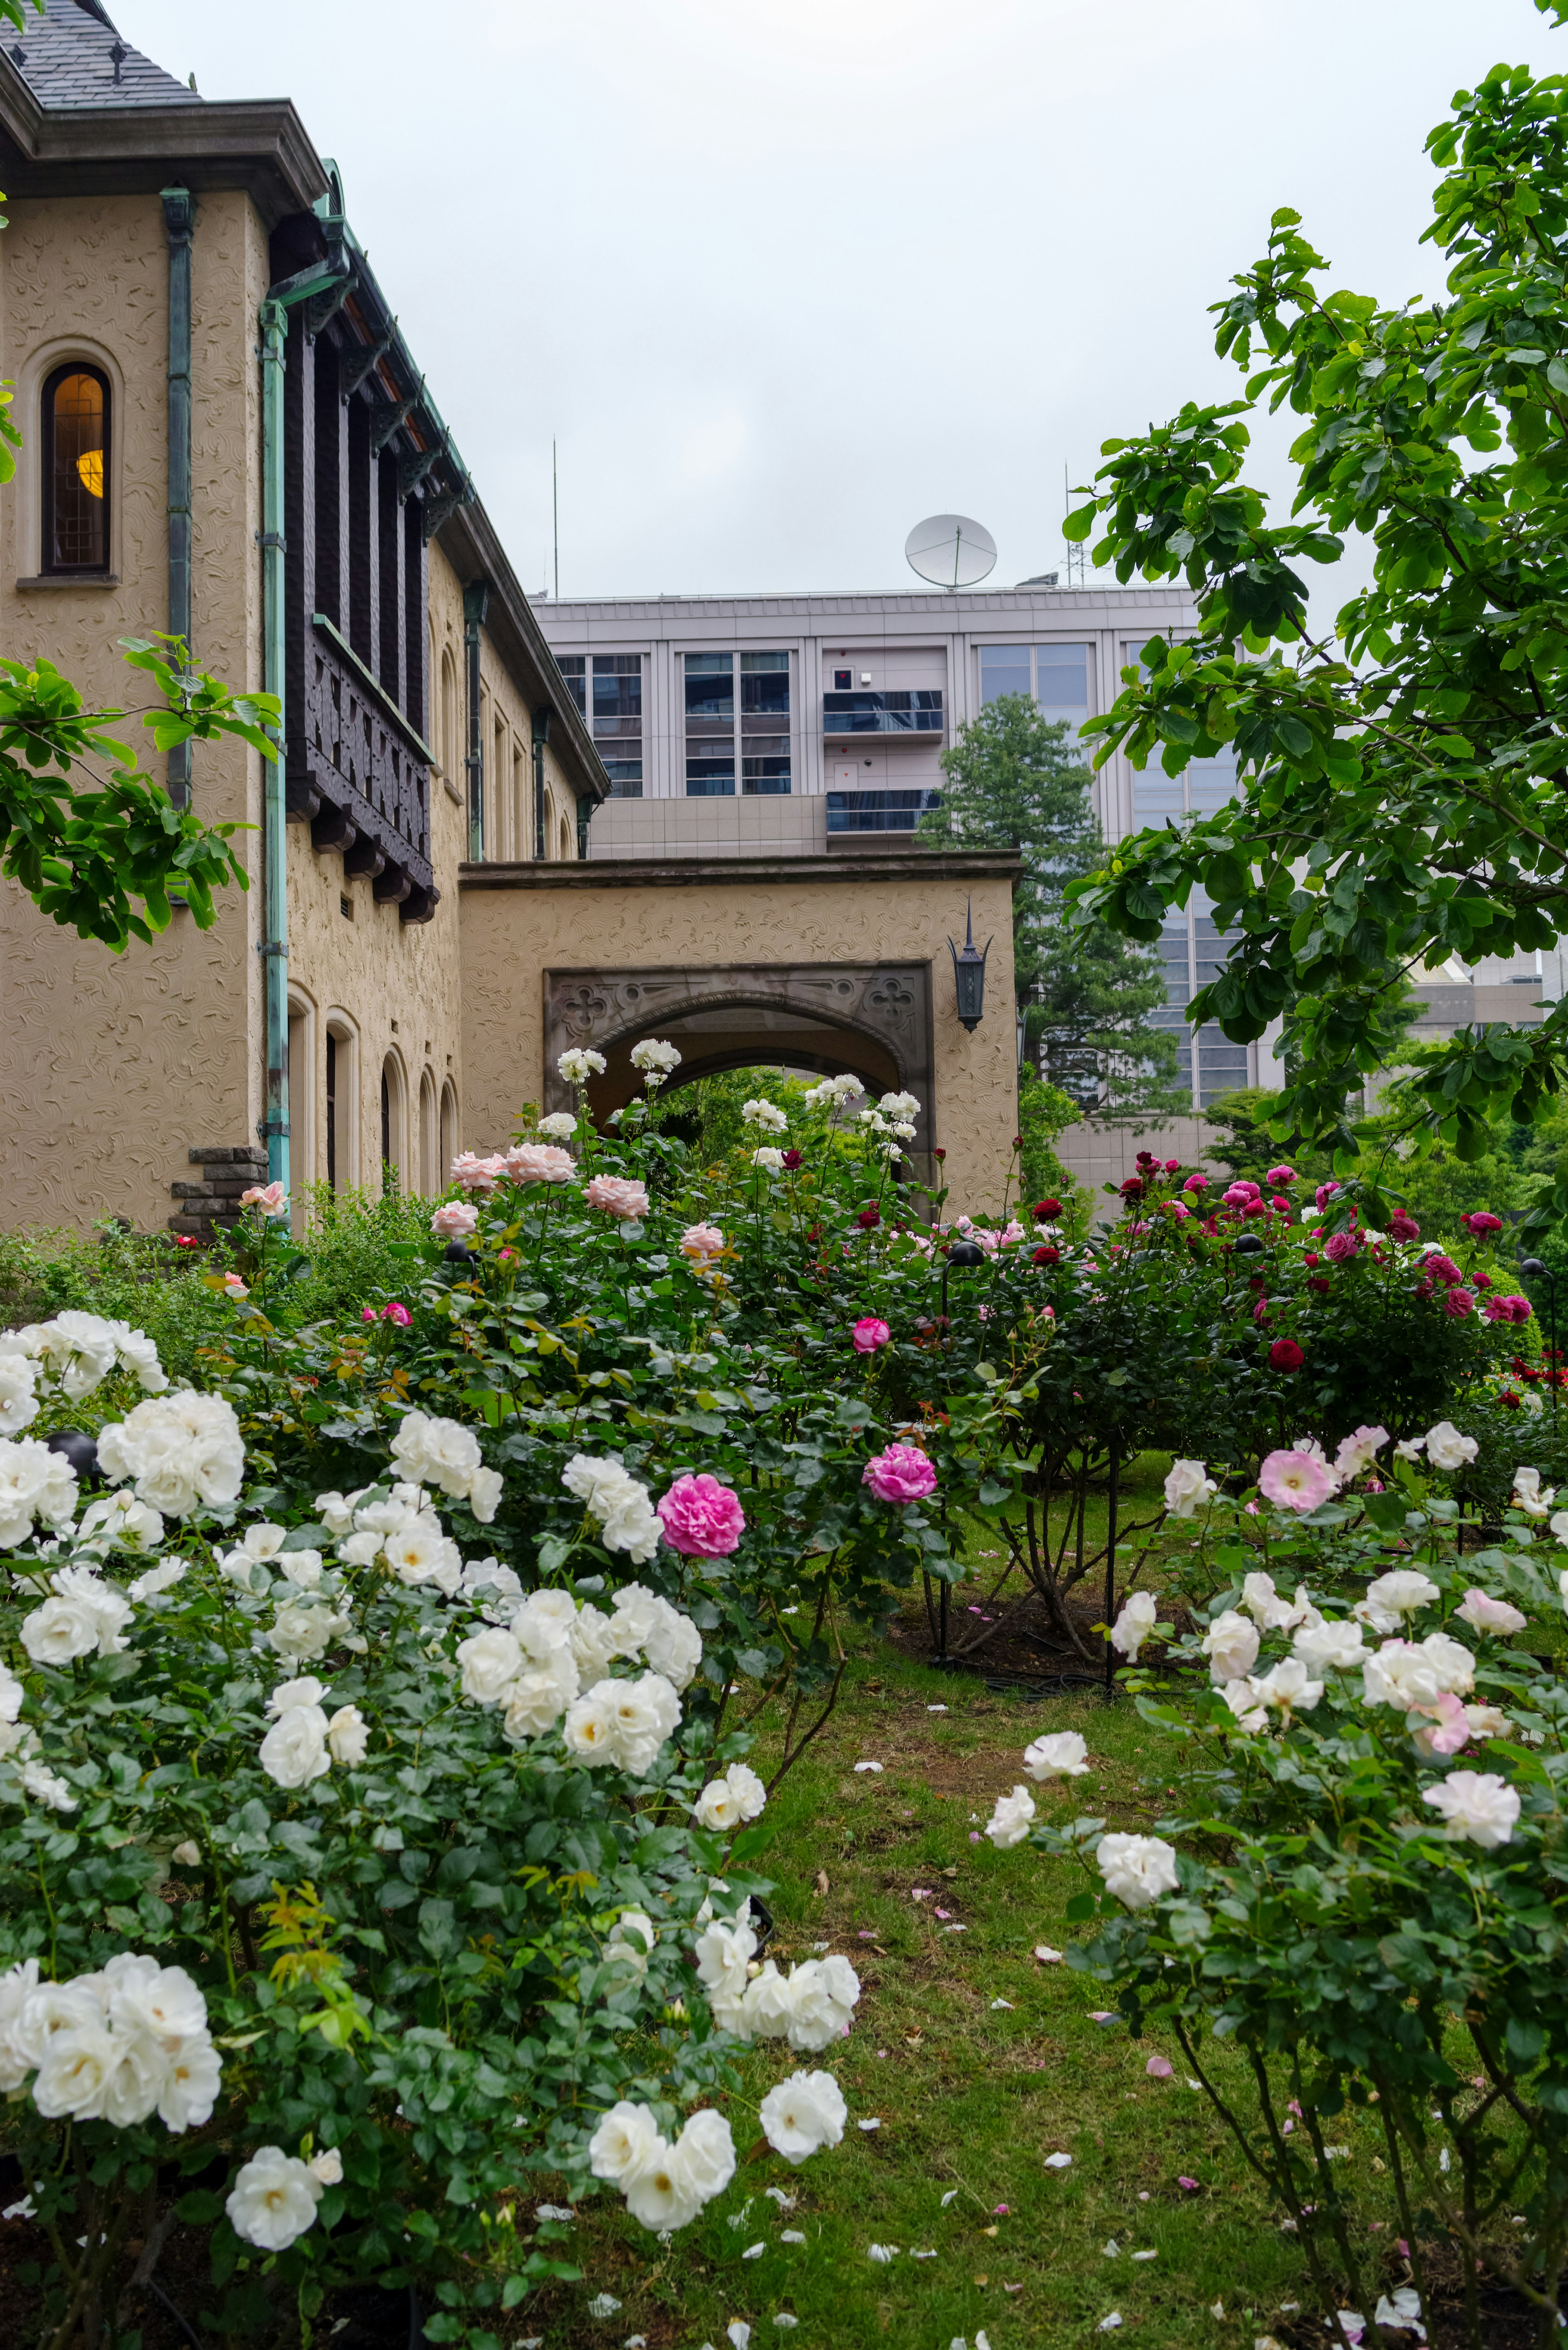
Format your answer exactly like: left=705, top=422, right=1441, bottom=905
left=631, top=1038, right=683, bottom=1084
left=694, top=1909, right=861, bottom=2050
left=20, top=1563, right=134, bottom=1663
left=741, top=1097, right=788, bottom=1133
left=0, top=1953, right=219, bottom=2131
left=562, top=1452, right=661, bottom=1562
left=691, top=1763, right=766, bottom=1831
left=985, top=1729, right=1093, bottom=1846
left=0, top=1662, right=74, bottom=1810
left=96, top=1392, right=245, bottom=1518
left=226, top=2143, right=342, bottom=2250
left=456, top=1583, right=700, bottom=1767
left=802, top=1073, right=863, bottom=1110
left=1097, top=1832, right=1180, bottom=1909
left=589, top=2099, right=735, bottom=2232
left=0, top=1438, right=80, bottom=1549
left=558, top=1046, right=608, bottom=1085
left=259, top=1675, right=369, bottom=1790
left=0, top=1311, right=166, bottom=1422
left=389, top=1411, right=502, bottom=1521
left=78, top=1491, right=165, bottom=1554
left=1395, top=1420, right=1479, bottom=1471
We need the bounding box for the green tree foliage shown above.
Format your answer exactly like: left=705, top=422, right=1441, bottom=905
left=921, top=693, right=1187, bottom=1123
left=1062, top=19, right=1568, bottom=1227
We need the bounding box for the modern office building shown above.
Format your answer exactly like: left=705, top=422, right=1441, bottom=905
left=533, top=584, right=1260, bottom=1132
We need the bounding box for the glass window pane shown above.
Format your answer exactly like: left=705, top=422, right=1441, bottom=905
left=49, top=368, right=107, bottom=570
left=686, top=756, right=735, bottom=797
left=742, top=756, right=791, bottom=795
left=553, top=654, right=586, bottom=719
left=980, top=645, right=1031, bottom=705
left=739, top=650, right=788, bottom=671
left=1033, top=644, right=1088, bottom=705
left=1132, top=774, right=1184, bottom=822
left=741, top=666, right=790, bottom=716
left=684, top=653, right=733, bottom=673
left=1187, top=752, right=1238, bottom=815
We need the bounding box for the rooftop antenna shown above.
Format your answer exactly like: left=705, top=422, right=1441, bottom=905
left=1063, top=464, right=1085, bottom=588
left=552, top=439, right=559, bottom=602
left=905, top=513, right=997, bottom=590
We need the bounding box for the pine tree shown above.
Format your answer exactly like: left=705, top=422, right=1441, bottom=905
left=920, top=693, right=1189, bottom=1122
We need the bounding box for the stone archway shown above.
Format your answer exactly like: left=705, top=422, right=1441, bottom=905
left=543, top=962, right=934, bottom=1164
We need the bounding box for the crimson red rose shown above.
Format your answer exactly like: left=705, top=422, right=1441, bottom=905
left=933, top=1147, right=946, bottom=1162
left=1308, top=1276, right=1330, bottom=1295
left=1462, top=1210, right=1504, bottom=1234
left=1032, top=1244, right=1060, bottom=1267
left=781, top=1148, right=802, bottom=1171
left=1269, top=1338, right=1304, bottom=1370
left=1033, top=1199, right=1062, bottom=1222
left=1120, top=1177, right=1145, bottom=1199
left=855, top=1204, right=881, bottom=1230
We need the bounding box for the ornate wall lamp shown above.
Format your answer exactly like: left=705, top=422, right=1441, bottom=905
left=947, top=899, right=991, bottom=1033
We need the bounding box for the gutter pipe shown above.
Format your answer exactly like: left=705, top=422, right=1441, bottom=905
left=160, top=186, right=194, bottom=805
left=463, top=581, right=489, bottom=861
left=258, top=224, right=351, bottom=1192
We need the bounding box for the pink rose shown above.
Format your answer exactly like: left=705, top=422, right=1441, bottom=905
left=862, top=1443, right=938, bottom=1504
left=451, top=1151, right=506, bottom=1193
left=1222, top=1181, right=1261, bottom=1207
left=1315, top=1182, right=1341, bottom=1208
left=381, top=1302, right=412, bottom=1327
left=239, top=1180, right=289, bottom=1217
left=853, top=1318, right=891, bottom=1353
left=430, top=1201, right=479, bottom=1241
left=1443, top=1287, right=1475, bottom=1319
left=1265, top=1165, right=1296, bottom=1186
left=504, top=1144, right=577, bottom=1185
left=585, top=1173, right=650, bottom=1220
left=1388, top=1211, right=1420, bottom=1242
left=681, top=1222, right=725, bottom=1263
left=656, top=1472, right=746, bottom=1557
left=1423, top=1253, right=1463, bottom=1286
left=1483, top=1293, right=1532, bottom=1325
left=361, top=1306, right=377, bottom=1323
left=1462, top=1211, right=1504, bottom=1235
left=1258, top=1448, right=1337, bottom=1511
left=1182, top=1174, right=1208, bottom=1193
left=1323, top=1231, right=1357, bottom=1264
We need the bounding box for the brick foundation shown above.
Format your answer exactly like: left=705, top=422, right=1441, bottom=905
left=168, top=1145, right=270, bottom=1244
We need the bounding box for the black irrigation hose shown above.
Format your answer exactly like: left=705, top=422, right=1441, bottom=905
left=142, top=2275, right=209, bottom=2350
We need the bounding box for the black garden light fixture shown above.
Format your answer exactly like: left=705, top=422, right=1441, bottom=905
left=1234, top=1232, right=1264, bottom=1258
left=947, top=899, right=991, bottom=1033
left=1520, top=1256, right=1560, bottom=1435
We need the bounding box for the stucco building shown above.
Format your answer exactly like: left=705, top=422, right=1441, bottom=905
left=0, top=0, right=1026, bottom=1234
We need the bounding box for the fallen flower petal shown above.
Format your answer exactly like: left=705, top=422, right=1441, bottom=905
left=942, top=1923, right=968, bottom=1932
left=773, top=2321, right=798, bottom=2334
left=941, top=2189, right=960, bottom=2206
left=858, top=2118, right=882, bottom=2131
left=854, top=1761, right=884, bottom=1774
left=1102, top=2240, right=1120, bottom=2256
left=742, top=2241, right=766, bottom=2259
left=1146, top=2054, right=1173, bottom=2078
left=780, top=2229, right=805, bottom=2243
left=1131, top=2250, right=1157, bottom=2261
left=1177, top=2176, right=1200, bottom=2192
left=867, top=2243, right=899, bottom=2263
left=1097, top=2318, right=1124, bottom=2334
left=1034, top=1944, right=1063, bottom=1963
left=990, top=1998, right=1014, bottom=2011
left=927, top=1703, right=949, bottom=1712
left=1044, top=2152, right=1073, bottom=2169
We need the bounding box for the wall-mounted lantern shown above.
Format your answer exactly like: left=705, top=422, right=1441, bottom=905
left=947, top=898, right=991, bottom=1033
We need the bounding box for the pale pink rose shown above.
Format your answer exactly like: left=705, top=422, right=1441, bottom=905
left=862, top=1444, right=938, bottom=1504
left=1407, top=1690, right=1472, bottom=1756
left=681, top=1222, right=725, bottom=1263
left=657, top=1472, right=746, bottom=1557
left=1456, top=1588, right=1527, bottom=1635
left=504, top=1144, right=577, bottom=1185
left=1257, top=1449, right=1339, bottom=1513
left=430, top=1201, right=479, bottom=1241
left=853, top=1318, right=891, bottom=1353
left=451, top=1151, right=506, bottom=1193
left=584, top=1174, right=650, bottom=1220
left=239, top=1181, right=289, bottom=1217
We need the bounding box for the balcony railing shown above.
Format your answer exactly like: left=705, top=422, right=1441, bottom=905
left=823, top=690, right=943, bottom=737
left=826, top=788, right=942, bottom=833
left=287, top=615, right=438, bottom=921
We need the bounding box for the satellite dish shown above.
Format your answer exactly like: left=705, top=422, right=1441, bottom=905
left=905, top=513, right=997, bottom=589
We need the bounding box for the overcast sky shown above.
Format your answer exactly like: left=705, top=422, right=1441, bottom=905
left=125, top=0, right=1559, bottom=608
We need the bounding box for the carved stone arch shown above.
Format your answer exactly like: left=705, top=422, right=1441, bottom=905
left=542, top=961, right=935, bottom=1160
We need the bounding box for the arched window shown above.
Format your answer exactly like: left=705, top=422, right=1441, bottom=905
left=380, top=1052, right=407, bottom=1198
left=439, top=1081, right=457, bottom=1178
left=325, top=1018, right=359, bottom=1193
left=559, top=812, right=572, bottom=861
left=440, top=648, right=458, bottom=784
left=418, top=1070, right=437, bottom=1196
left=43, top=363, right=110, bottom=573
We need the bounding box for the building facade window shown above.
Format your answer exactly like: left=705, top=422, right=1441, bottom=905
left=42, top=363, right=110, bottom=573
left=380, top=1053, right=408, bottom=1195
left=439, top=1080, right=457, bottom=1177
left=978, top=642, right=1090, bottom=739
left=555, top=653, right=644, bottom=797
left=325, top=1018, right=358, bottom=1193
left=683, top=650, right=790, bottom=797
left=419, top=1069, right=437, bottom=1195
left=440, top=647, right=458, bottom=783
left=326, top=1032, right=339, bottom=1192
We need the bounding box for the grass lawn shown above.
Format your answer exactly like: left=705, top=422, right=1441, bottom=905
left=516, top=1604, right=1423, bottom=2350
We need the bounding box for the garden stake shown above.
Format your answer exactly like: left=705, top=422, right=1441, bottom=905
left=1520, top=1257, right=1558, bottom=1436
left=1104, top=1430, right=1119, bottom=1702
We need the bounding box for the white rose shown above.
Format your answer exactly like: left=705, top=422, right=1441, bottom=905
left=588, top=2099, right=664, bottom=2184
left=1163, top=1459, right=1216, bottom=1518
left=20, top=1761, right=76, bottom=1811
left=267, top=1604, right=346, bottom=1662
left=562, top=1683, right=619, bottom=1762
left=1424, top=1421, right=1478, bottom=1472
left=384, top=1518, right=461, bottom=1588
left=20, top=1593, right=100, bottom=1666
left=784, top=1953, right=860, bottom=2051
left=267, top=1675, right=328, bottom=1716
left=606, top=1671, right=681, bottom=1776
left=456, top=1627, right=524, bottom=1705
left=1200, top=1611, right=1260, bottom=1684
left=670, top=2106, right=735, bottom=2208
left=1334, top=1424, right=1389, bottom=1480
left=1513, top=1467, right=1554, bottom=1518
left=1109, top=1590, right=1158, bottom=1660
left=49, top=1565, right=133, bottom=1656
left=604, top=1911, right=656, bottom=1980
left=621, top=2134, right=703, bottom=2232
left=1022, top=1730, right=1089, bottom=1781
left=259, top=1705, right=330, bottom=1790
left=225, top=2147, right=324, bottom=2251
left=725, top=1761, right=766, bottom=1819
left=694, top=1919, right=756, bottom=2003
left=31, top=2016, right=117, bottom=2118
left=327, top=1704, right=369, bottom=1766
left=1363, top=1634, right=1475, bottom=1712
left=1364, top=1568, right=1440, bottom=1617
left=1456, top=1589, right=1527, bottom=1635
left=158, top=2031, right=223, bottom=2132
left=390, top=1411, right=484, bottom=1502
left=760, top=2069, right=846, bottom=2165
left=272, top=1549, right=322, bottom=1590
left=740, top=1961, right=800, bottom=2042
left=77, top=1492, right=165, bottom=1554
left=986, top=1784, right=1036, bottom=1848
left=337, top=1529, right=384, bottom=1568
left=538, top=1111, right=577, bottom=1139
left=1247, top=1657, right=1323, bottom=1718
left=127, top=1558, right=185, bottom=1602
left=467, top=1465, right=503, bottom=1523
left=692, top=1777, right=745, bottom=1832
left=1096, top=1832, right=1180, bottom=1911
left=512, top=1587, right=579, bottom=1659
left=1421, top=1769, right=1520, bottom=1848
left=1292, top=1618, right=1366, bottom=1672
left=310, top=2146, right=343, bottom=2185
left=500, top=1651, right=579, bottom=1741
left=11, top=1979, right=99, bottom=2073
left=0, top=1353, right=38, bottom=1436
left=314, top=1490, right=359, bottom=1536
left=568, top=1602, right=624, bottom=1681
left=638, top=1599, right=704, bottom=1692
left=100, top=1951, right=207, bottom=2047
left=95, top=1392, right=244, bottom=1516
left=1241, top=1572, right=1295, bottom=1631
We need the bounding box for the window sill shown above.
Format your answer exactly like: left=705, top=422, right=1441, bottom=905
left=16, top=573, right=120, bottom=590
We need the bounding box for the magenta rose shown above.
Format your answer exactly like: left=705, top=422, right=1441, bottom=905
left=1265, top=1164, right=1296, bottom=1186
left=381, top=1301, right=412, bottom=1327
left=656, top=1472, right=746, bottom=1557
left=1315, top=1181, right=1341, bottom=1208
left=1442, top=1288, right=1476, bottom=1319
left=1388, top=1211, right=1420, bottom=1242
left=1182, top=1174, right=1208, bottom=1194
left=1222, top=1181, right=1261, bottom=1208
left=853, top=1318, right=891, bottom=1353
left=1323, top=1231, right=1358, bottom=1264
left=1462, top=1210, right=1504, bottom=1235
left=1482, top=1293, right=1533, bottom=1325
left=862, top=1444, right=938, bottom=1504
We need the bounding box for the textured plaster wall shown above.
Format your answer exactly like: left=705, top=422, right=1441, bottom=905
left=458, top=869, right=1020, bottom=1213
left=0, top=189, right=265, bottom=1231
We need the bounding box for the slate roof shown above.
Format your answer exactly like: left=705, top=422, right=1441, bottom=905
left=6, top=0, right=200, bottom=111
